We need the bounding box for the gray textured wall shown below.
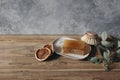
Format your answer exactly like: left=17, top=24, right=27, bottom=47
left=0, top=0, right=120, bottom=37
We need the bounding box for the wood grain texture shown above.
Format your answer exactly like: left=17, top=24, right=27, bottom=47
left=0, top=35, right=119, bottom=80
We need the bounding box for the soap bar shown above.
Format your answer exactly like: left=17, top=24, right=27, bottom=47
left=62, top=40, right=87, bottom=55
left=62, top=48, right=84, bottom=55
left=63, top=40, right=85, bottom=50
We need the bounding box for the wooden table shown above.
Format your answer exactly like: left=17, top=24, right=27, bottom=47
left=0, top=35, right=119, bottom=80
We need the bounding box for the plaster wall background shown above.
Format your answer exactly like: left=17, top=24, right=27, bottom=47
left=0, top=0, right=120, bottom=37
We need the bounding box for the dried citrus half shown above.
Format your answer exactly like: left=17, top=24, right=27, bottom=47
left=44, top=44, right=54, bottom=53
left=35, top=47, right=51, bottom=61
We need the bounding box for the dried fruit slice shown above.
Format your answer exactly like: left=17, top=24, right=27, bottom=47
left=44, top=44, right=54, bottom=53
left=35, top=47, right=51, bottom=61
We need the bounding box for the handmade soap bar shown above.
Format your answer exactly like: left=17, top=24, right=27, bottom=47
left=63, top=40, right=85, bottom=50
left=62, top=40, right=87, bottom=55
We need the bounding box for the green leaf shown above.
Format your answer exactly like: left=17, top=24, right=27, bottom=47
left=101, top=41, right=113, bottom=47
left=118, top=40, right=120, bottom=47
left=116, top=49, right=120, bottom=54
left=103, top=51, right=110, bottom=62
left=107, top=50, right=110, bottom=55
left=90, top=57, right=101, bottom=64
left=101, top=31, right=108, bottom=41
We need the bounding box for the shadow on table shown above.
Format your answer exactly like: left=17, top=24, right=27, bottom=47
left=46, top=52, right=60, bottom=61
left=83, top=45, right=97, bottom=61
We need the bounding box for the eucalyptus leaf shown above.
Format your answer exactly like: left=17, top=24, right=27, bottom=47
left=101, top=31, right=108, bottom=41
left=107, top=50, right=110, bottom=55
left=103, top=51, right=110, bottom=62
left=116, top=49, right=120, bottom=54
left=101, top=41, right=113, bottom=47
left=90, top=57, right=101, bottom=64
left=118, top=40, right=120, bottom=47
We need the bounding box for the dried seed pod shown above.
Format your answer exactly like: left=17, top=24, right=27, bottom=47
left=81, top=32, right=98, bottom=45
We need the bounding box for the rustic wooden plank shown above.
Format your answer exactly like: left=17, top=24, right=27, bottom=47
left=0, top=35, right=119, bottom=80
left=0, top=69, right=119, bottom=80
